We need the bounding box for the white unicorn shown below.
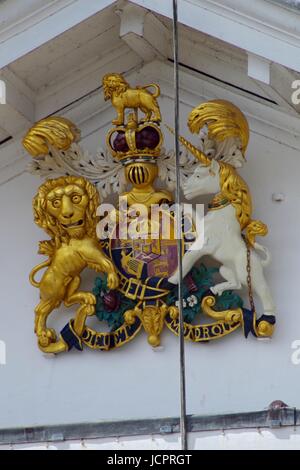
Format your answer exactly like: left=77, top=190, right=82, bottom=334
left=168, top=123, right=275, bottom=317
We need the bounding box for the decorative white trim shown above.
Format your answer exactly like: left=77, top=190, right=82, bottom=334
left=131, top=0, right=300, bottom=72
left=138, top=60, right=300, bottom=147
left=0, top=137, right=28, bottom=186
left=0, top=68, right=35, bottom=135
left=2, top=0, right=300, bottom=73
left=65, top=58, right=300, bottom=149
left=35, top=46, right=141, bottom=120
left=0, top=0, right=118, bottom=69
left=118, top=3, right=171, bottom=62
left=248, top=54, right=271, bottom=85
left=1, top=0, right=300, bottom=143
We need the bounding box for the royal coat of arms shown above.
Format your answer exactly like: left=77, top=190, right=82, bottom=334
left=23, top=73, right=276, bottom=354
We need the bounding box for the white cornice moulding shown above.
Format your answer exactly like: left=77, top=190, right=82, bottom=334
left=118, top=3, right=171, bottom=62
left=2, top=0, right=300, bottom=72
left=140, top=60, right=300, bottom=146
left=0, top=0, right=118, bottom=70
left=72, top=59, right=300, bottom=150
left=35, top=46, right=141, bottom=120
left=131, top=0, right=300, bottom=73
left=0, top=69, right=35, bottom=135
left=0, top=138, right=28, bottom=186
left=248, top=54, right=271, bottom=85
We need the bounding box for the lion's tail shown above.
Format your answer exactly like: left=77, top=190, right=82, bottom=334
left=29, top=259, right=50, bottom=288
left=142, top=83, right=160, bottom=98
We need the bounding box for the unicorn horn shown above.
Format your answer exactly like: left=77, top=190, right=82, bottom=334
left=165, top=125, right=210, bottom=166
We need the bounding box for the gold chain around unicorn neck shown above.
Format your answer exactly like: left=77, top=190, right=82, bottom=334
left=208, top=193, right=230, bottom=211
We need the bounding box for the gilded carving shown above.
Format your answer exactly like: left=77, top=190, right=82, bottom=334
left=23, top=74, right=276, bottom=354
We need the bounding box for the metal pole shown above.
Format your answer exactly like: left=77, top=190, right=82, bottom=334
left=172, top=0, right=188, bottom=451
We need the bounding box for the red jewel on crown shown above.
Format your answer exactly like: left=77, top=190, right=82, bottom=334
left=106, top=113, right=163, bottom=165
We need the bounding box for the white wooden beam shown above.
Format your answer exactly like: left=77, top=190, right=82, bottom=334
left=1, top=0, right=300, bottom=75
left=253, top=80, right=298, bottom=115
left=270, top=64, right=300, bottom=114
left=0, top=80, right=6, bottom=105
left=137, top=60, right=300, bottom=151
left=177, top=35, right=272, bottom=102
left=117, top=3, right=170, bottom=62
left=0, top=129, right=9, bottom=143
left=0, top=134, right=29, bottom=186
left=130, top=0, right=300, bottom=73
left=0, top=0, right=117, bottom=70
left=248, top=61, right=300, bottom=115
left=27, top=59, right=300, bottom=151
left=35, top=59, right=300, bottom=151
left=248, top=53, right=271, bottom=84
left=0, top=69, right=35, bottom=136
left=35, top=46, right=141, bottom=120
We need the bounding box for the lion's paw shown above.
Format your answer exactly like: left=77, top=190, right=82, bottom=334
left=107, top=273, right=119, bottom=290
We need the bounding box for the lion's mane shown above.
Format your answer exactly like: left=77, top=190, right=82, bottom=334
left=102, top=73, right=129, bottom=99
left=33, top=176, right=100, bottom=242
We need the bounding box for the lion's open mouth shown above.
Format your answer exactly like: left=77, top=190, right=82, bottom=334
left=61, top=220, right=84, bottom=229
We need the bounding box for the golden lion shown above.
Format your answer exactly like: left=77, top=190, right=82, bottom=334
left=30, top=175, right=119, bottom=350
left=103, top=73, right=161, bottom=125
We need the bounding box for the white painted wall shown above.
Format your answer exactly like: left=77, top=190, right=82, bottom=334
left=0, top=68, right=300, bottom=438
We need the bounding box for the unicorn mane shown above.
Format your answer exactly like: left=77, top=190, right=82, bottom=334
left=219, top=162, right=267, bottom=245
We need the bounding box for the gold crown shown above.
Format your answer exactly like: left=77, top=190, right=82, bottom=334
left=106, top=113, right=163, bottom=165
left=102, top=73, right=163, bottom=165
